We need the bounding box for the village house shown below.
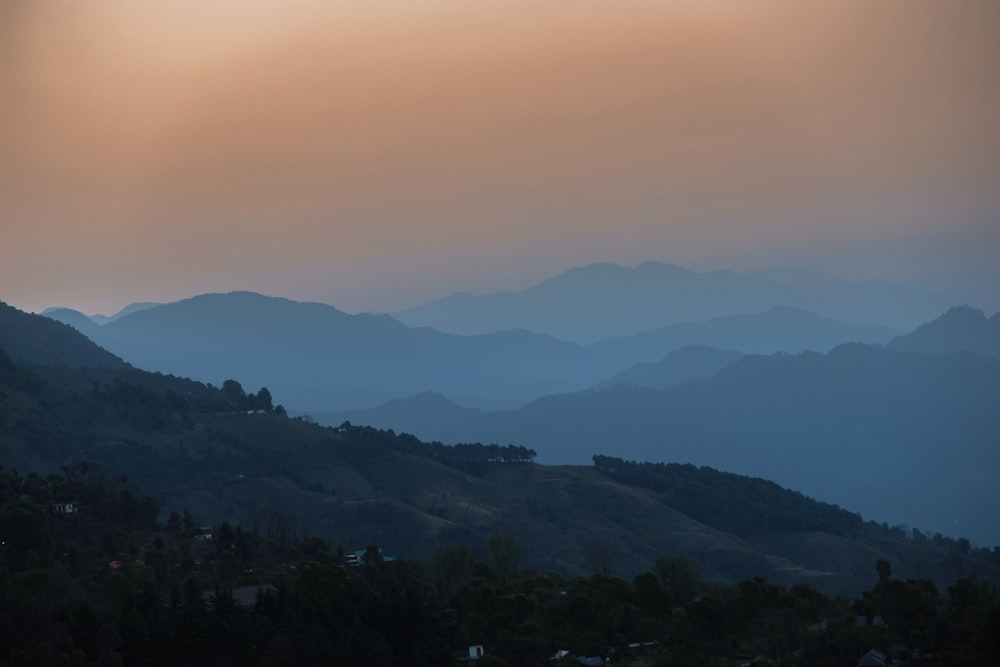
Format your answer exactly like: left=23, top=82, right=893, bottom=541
left=51, top=501, right=78, bottom=514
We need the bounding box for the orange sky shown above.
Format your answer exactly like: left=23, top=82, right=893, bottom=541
left=2, top=0, right=998, bottom=315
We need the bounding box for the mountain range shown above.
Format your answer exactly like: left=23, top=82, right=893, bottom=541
left=393, top=261, right=951, bottom=343
left=326, top=306, right=1000, bottom=546
left=40, top=273, right=910, bottom=411
left=588, top=305, right=898, bottom=364
left=43, top=291, right=597, bottom=410
left=2, top=298, right=996, bottom=595
left=888, top=304, right=1000, bottom=359
left=595, top=346, right=745, bottom=390
left=23, top=267, right=1000, bottom=545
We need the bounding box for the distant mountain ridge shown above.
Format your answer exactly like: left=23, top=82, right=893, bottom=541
left=42, top=291, right=602, bottom=410
left=596, top=345, right=744, bottom=390
left=888, top=305, right=1000, bottom=358
left=590, top=306, right=898, bottom=362
left=43, top=301, right=161, bottom=325
left=41, top=291, right=904, bottom=412
left=89, top=301, right=161, bottom=325
left=394, top=261, right=952, bottom=343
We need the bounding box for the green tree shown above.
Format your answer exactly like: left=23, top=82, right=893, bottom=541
left=250, top=387, right=273, bottom=412
left=876, top=558, right=892, bottom=582
left=433, top=544, right=477, bottom=599
left=222, top=379, right=246, bottom=409
left=585, top=537, right=620, bottom=576
left=0, top=500, right=49, bottom=570
left=634, top=571, right=671, bottom=616
left=654, top=555, right=701, bottom=607
left=489, top=534, right=522, bottom=585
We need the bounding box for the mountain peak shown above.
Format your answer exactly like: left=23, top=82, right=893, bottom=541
left=888, top=305, right=999, bottom=358
left=938, top=304, right=987, bottom=322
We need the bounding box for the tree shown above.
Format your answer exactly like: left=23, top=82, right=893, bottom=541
left=876, top=559, right=892, bottom=582
left=634, top=571, right=671, bottom=616
left=362, top=544, right=384, bottom=566
left=654, top=555, right=701, bottom=607
left=585, top=537, right=620, bottom=576
left=489, top=534, right=522, bottom=585
left=0, top=500, right=49, bottom=570
left=250, top=387, right=273, bottom=412
left=222, top=379, right=246, bottom=409
left=433, top=544, right=476, bottom=599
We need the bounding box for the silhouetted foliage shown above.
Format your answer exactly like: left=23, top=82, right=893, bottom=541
left=593, top=455, right=865, bottom=537
left=0, top=464, right=997, bottom=666
left=335, top=422, right=535, bottom=473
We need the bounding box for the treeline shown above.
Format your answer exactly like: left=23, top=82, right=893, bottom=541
left=1, top=465, right=998, bottom=666
left=335, top=422, right=535, bottom=472
left=87, top=375, right=285, bottom=427
left=1, top=350, right=285, bottom=438
left=593, top=455, right=865, bottom=537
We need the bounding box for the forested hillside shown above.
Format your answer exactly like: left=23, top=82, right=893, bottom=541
left=2, top=337, right=997, bottom=597
left=3, top=297, right=1000, bottom=664
left=0, top=301, right=126, bottom=369
left=342, top=343, right=1000, bottom=546
left=2, top=464, right=998, bottom=666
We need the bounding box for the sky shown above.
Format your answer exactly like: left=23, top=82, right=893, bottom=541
left=2, top=0, right=998, bottom=317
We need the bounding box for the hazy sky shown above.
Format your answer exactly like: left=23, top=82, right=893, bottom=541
left=2, top=0, right=998, bottom=316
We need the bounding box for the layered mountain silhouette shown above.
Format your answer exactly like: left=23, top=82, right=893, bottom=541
left=87, top=301, right=161, bottom=325
left=596, top=346, right=744, bottom=390
left=328, top=339, right=1000, bottom=546
left=2, top=298, right=996, bottom=593
left=888, top=305, right=1000, bottom=358
left=42, top=291, right=601, bottom=410
left=394, top=261, right=950, bottom=343
left=43, top=292, right=906, bottom=412
left=42, top=303, right=162, bottom=327
left=590, top=306, right=898, bottom=363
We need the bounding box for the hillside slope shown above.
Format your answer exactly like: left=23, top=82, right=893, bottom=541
left=2, top=308, right=994, bottom=593
left=888, top=305, right=1000, bottom=358
left=331, top=343, right=1000, bottom=546
left=0, top=300, right=126, bottom=369
left=596, top=345, right=744, bottom=390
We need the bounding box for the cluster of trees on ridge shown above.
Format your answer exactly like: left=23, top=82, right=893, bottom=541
left=2, top=464, right=999, bottom=667
left=334, top=421, right=536, bottom=472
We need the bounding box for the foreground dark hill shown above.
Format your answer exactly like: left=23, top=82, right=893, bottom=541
left=5, top=459, right=998, bottom=667
left=2, top=303, right=995, bottom=594
left=2, top=357, right=991, bottom=596
left=394, top=261, right=949, bottom=343
left=329, top=343, right=1000, bottom=547
left=0, top=300, right=126, bottom=369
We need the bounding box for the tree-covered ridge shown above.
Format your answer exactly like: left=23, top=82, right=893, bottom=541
left=1, top=464, right=998, bottom=667
left=593, top=455, right=865, bottom=538
left=336, top=422, right=536, bottom=472
left=0, top=300, right=126, bottom=369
